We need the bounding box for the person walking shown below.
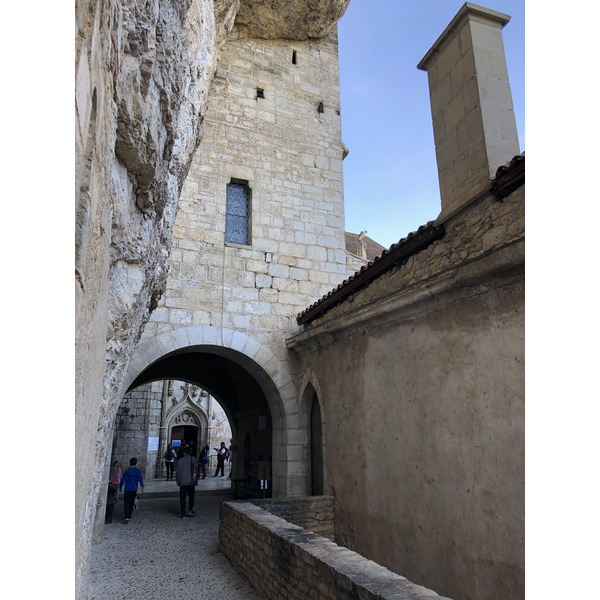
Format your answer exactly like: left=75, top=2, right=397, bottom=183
left=109, top=461, right=122, bottom=502
left=213, top=441, right=228, bottom=477
left=105, top=482, right=117, bottom=523
left=177, top=443, right=186, bottom=459
left=176, top=445, right=199, bottom=518
left=164, top=444, right=176, bottom=481
left=200, top=444, right=209, bottom=479
left=119, top=457, right=144, bottom=524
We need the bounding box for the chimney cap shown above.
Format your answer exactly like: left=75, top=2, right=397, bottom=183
left=417, top=2, right=511, bottom=71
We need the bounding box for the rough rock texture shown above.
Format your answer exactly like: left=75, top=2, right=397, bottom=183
left=75, top=0, right=221, bottom=596
left=234, top=0, right=350, bottom=39
left=75, top=1, right=351, bottom=597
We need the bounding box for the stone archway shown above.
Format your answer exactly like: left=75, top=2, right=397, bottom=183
left=120, top=326, right=298, bottom=496
left=92, top=325, right=305, bottom=544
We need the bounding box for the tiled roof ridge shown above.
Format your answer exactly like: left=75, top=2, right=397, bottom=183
left=297, top=153, right=525, bottom=326
left=297, top=220, right=445, bottom=325
left=489, top=152, right=525, bottom=200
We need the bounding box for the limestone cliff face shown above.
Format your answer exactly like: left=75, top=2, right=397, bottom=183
left=75, top=0, right=349, bottom=595
left=75, top=0, right=225, bottom=594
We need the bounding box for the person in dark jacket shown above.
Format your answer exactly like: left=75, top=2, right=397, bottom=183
left=200, top=444, right=209, bottom=479
left=119, top=457, right=144, bottom=524
left=164, top=444, right=176, bottom=481
left=105, top=483, right=116, bottom=523
left=176, top=446, right=199, bottom=518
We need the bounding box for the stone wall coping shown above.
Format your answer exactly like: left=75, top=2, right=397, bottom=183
left=221, top=500, right=451, bottom=599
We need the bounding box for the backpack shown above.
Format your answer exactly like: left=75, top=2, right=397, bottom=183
left=164, top=449, right=172, bottom=460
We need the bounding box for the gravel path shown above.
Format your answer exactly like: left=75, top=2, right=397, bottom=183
left=88, top=494, right=262, bottom=600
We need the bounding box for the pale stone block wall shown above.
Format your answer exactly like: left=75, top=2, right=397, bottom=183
left=142, top=30, right=350, bottom=357
left=138, top=30, right=356, bottom=496
left=113, top=381, right=163, bottom=479
left=418, top=5, right=520, bottom=221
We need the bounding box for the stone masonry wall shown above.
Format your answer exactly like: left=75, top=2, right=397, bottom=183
left=308, top=183, right=525, bottom=330
left=113, top=381, right=163, bottom=479
left=287, top=182, right=525, bottom=600
left=219, top=500, right=451, bottom=600
left=250, top=495, right=336, bottom=541
left=141, top=29, right=351, bottom=365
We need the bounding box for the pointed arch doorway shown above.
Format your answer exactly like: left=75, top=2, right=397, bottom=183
left=310, top=392, right=324, bottom=496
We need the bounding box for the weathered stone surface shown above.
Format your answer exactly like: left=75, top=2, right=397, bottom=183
left=234, top=0, right=350, bottom=40
left=75, top=0, right=355, bottom=596
left=75, top=1, right=221, bottom=596
left=287, top=185, right=525, bottom=600
left=220, top=501, right=452, bottom=599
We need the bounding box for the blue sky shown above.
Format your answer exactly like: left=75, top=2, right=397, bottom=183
left=337, top=0, right=525, bottom=249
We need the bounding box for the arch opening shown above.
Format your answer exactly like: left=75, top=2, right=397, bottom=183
left=120, top=344, right=284, bottom=498
left=310, top=392, right=324, bottom=496
left=299, top=376, right=327, bottom=497
left=112, top=379, right=233, bottom=480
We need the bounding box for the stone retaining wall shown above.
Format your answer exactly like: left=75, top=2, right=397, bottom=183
left=219, top=500, right=451, bottom=600
left=249, top=495, right=335, bottom=541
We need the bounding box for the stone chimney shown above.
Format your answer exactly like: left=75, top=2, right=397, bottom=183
left=418, top=3, right=520, bottom=222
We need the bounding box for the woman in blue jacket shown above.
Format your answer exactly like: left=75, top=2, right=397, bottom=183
left=119, top=457, right=144, bottom=523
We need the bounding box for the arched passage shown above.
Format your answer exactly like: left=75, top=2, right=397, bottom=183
left=119, top=326, right=296, bottom=497
left=92, top=326, right=302, bottom=545
left=128, top=346, right=275, bottom=496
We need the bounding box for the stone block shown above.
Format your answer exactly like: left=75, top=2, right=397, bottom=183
left=256, top=273, right=273, bottom=288
left=268, top=263, right=290, bottom=278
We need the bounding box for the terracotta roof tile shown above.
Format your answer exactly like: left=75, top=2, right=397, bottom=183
left=298, top=221, right=445, bottom=325
left=298, top=153, right=525, bottom=326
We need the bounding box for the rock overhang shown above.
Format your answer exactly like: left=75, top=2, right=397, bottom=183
left=233, top=0, right=351, bottom=40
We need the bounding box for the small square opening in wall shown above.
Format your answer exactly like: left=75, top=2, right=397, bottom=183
left=292, top=50, right=297, bottom=65
left=256, top=87, right=265, bottom=99
left=318, top=101, right=324, bottom=113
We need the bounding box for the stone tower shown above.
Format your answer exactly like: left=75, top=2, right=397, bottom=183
left=113, top=21, right=365, bottom=524
left=76, top=2, right=354, bottom=594
left=142, top=30, right=354, bottom=350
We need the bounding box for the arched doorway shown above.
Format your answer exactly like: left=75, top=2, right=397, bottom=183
left=298, top=376, right=327, bottom=497
left=171, top=424, right=199, bottom=454
left=310, top=392, right=324, bottom=496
